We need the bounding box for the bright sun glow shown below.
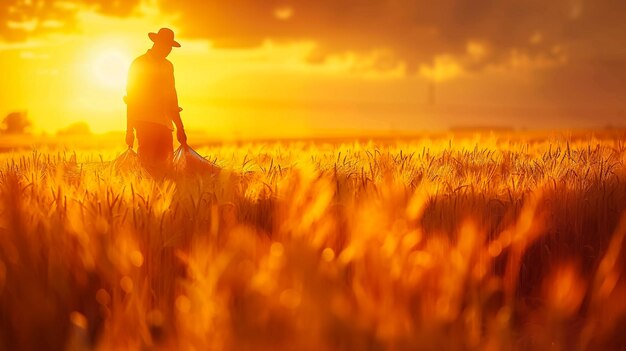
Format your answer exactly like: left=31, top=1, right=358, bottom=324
left=91, top=49, right=131, bottom=89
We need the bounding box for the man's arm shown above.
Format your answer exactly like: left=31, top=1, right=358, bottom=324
left=173, top=109, right=187, bottom=145
left=126, top=96, right=134, bottom=132
left=125, top=119, right=135, bottom=149
left=172, top=109, right=184, bottom=131
left=125, top=61, right=137, bottom=148
left=166, top=62, right=187, bottom=145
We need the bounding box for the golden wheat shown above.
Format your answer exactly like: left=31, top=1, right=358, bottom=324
left=0, top=133, right=625, bottom=350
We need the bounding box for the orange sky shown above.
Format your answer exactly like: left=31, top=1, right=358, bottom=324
left=1, top=1, right=625, bottom=137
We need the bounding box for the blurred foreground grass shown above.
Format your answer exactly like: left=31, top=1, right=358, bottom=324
left=0, top=133, right=625, bottom=350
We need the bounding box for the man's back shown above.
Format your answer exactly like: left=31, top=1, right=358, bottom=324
left=126, top=50, right=178, bottom=130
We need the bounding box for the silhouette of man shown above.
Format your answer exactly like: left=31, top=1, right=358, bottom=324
left=125, top=28, right=187, bottom=172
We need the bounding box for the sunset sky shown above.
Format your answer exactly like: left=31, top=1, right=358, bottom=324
left=1, top=0, right=625, bottom=137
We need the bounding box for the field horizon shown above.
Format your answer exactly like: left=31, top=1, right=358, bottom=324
left=3, top=127, right=626, bottom=152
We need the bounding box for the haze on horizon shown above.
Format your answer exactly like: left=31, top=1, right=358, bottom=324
left=1, top=0, right=625, bottom=137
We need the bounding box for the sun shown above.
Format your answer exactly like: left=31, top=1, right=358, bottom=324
left=91, top=49, right=131, bottom=89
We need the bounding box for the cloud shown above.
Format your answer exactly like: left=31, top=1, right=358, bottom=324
left=0, top=0, right=141, bottom=40
left=2, top=0, right=626, bottom=78
left=156, top=0, right=626, bottom=73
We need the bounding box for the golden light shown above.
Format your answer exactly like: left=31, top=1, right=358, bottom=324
left=90, top=48, right=131, bottom=89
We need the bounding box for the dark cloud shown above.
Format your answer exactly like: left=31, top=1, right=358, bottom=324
left=0, top=0, right=140, bottom=40
left=2, top=0, right=626, bottom=75
left=158, top=0, right=626, bottom=72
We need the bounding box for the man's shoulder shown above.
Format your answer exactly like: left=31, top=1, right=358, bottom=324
left=133, top=53, right=149, bottom=63
left=130, top=53, right=149, bottom=67
left=130, top=52, right=173, bottom=71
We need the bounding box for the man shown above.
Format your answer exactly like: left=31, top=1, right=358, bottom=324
left=125, top=27, right=187, bottom=173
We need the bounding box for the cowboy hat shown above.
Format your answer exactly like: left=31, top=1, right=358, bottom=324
left=148, top=28, right=181, bottom=48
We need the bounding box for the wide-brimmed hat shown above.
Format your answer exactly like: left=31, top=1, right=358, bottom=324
left=148, top=28, right=181, bottom=48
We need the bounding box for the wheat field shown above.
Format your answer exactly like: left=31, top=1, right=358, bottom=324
left=0, top=132, right=625, bottom=350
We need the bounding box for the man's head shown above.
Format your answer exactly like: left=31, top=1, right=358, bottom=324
left=148, top=28, right=180, bottom=58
